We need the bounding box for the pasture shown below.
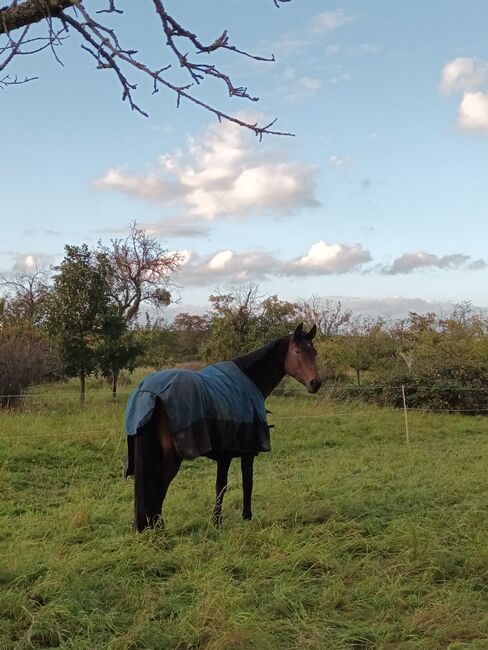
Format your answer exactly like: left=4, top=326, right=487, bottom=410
left=1, top=378, right=488, bottom=649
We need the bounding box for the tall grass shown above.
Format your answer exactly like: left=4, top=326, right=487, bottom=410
left=1, top=377, right=488, bottom=648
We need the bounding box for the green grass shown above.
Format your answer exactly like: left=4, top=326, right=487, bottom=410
left=1, top=377, right=488, bottom=649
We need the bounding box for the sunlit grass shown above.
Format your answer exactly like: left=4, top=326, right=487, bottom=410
left=1, top=377, right=488, bottom=648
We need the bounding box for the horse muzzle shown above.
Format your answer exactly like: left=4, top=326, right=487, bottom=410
left=308, top=378, right=322, bottom=394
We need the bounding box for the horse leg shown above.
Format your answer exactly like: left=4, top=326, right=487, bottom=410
left=134, top=424, right=164, bottom=532
left=155, top=404, right=181, bottom=528
left=133, top=401, right=180, bottom=532
left=212, top=454, right=232, bottom=527
left=241, top=454, right=254, bottom=520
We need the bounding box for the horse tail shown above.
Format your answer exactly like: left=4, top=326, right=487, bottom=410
left=133, top=401, right=166, bottom=532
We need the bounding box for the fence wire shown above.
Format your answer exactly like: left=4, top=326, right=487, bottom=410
left=3, top=384, right=488, bottom=399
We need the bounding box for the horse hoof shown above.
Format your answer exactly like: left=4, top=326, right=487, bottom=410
left=242, top=511, right=252, bottom=521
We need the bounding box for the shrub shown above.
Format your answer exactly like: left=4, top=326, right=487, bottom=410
left=0, top=327, right=59, bottom=407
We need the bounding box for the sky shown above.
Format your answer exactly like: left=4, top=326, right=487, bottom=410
left=2, top=0, right=488, bottom=319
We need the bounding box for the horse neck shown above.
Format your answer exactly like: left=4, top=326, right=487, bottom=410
left=233, top=337, right=289, bottom=398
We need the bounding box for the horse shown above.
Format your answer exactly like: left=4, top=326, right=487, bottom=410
left=124, top=323, right=322, bottom=531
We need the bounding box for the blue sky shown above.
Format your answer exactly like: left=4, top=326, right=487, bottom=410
left=2, top=0, right=488, bottom=318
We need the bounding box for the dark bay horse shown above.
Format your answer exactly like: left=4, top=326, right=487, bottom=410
left=125, top=323, right=322, bottom=531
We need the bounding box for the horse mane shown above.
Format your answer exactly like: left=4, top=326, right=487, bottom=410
left=232, top=336, right=290, bottom=397
left=232, top=337, right=285, bottom=371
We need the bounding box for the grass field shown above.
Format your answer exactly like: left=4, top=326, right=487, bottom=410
left=1, top=376, right=488, bottom=649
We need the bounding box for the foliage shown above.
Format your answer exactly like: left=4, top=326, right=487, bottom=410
left=45, top=244, right=118, bottom=403
left=133, top=319, right=181, bottom=370
left=170, top=312, right=210, bottom=360
left=96, top=315, right=144, bottom=398
left=0, top=325, right=58, bottom=407
left=317, top=305, right=488, bottom=412
left=200, top=286, right=299, bottom=362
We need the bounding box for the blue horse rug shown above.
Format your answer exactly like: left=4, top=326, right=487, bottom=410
left=125, top=361, right=270, bottom=469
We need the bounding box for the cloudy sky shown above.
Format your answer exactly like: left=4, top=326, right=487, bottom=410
left=2, top=0, right=488, bottom=318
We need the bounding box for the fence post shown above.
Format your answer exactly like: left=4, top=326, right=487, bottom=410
left=401, top=384, right=410, bottom=444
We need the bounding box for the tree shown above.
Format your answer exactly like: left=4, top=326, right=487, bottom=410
left=341, top=318, right=393, bottom=386
left=97, top=222, right=182, bottom=323
left=201, top=286, right=299, bottom=362
left=97, top=313, right=143, bottom=400
left=133, top=317, right=180, bottom=369
left=0, top=266, right=51, bottom=327
left=0, top=324, right=58, bottom=407
left=46, top=244, right=116, bottom=404
left=0, top=0, right=292, bottom=137
left=297, top=295, right=352, bottom=338
left=171, top=312, right=210, bottom=359
left=259, top=295, right=299, bottom=340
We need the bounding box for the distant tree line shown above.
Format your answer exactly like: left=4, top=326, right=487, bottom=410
left=1, top=224, right=488, bottom=412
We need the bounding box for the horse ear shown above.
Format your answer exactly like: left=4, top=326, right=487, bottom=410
left=306, top=324, right=317, bottom=340
left=293, top=322, right=304, bottom=338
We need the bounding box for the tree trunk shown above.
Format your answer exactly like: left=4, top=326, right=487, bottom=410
left=111, top=370, right=119, bottom=401
left=80, top=371, right=85, bottom=406
left=0, top=0, right=77, bottom=35
left=356, top=368, right=361, bottom=386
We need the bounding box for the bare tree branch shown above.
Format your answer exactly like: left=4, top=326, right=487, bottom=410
left=0, top=0, right=75, bottom=33
left=0, top=0, right=294, bottom=137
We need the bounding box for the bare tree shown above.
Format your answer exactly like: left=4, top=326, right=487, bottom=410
left=97, top=221, right=182, bottom=323
left=0, top=265, right=51, bottom=326
left=298, top=295, right=352, bottom=338
left=0, top=0, right=293, bottom=137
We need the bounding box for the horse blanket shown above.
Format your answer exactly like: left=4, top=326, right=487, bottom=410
left=125, top=361, right=270, bottom=471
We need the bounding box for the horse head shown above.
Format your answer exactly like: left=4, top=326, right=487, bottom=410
left=284, top=323, right=322, bottom=394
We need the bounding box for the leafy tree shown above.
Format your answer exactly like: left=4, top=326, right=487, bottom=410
left=171, top=312, right=210, bottom=360
left=341, top=318, right=394, bottom=386
left=259, top=295, right=299, bottom=339
left=46, top=244, right=116, bottom=404
left=133, top=318, right=180, bottom=369
left=200, top=286, right=299, bottom=362
left=1, top=1, right=292, bottom=136
left=97, top=314, right=143, bottom=400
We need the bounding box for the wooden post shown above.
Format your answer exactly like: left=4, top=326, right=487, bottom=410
left=401, top=384, right=410, bottom=444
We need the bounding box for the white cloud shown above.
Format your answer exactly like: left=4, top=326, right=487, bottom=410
left=326, top=43, right=381, bottom=57
left=95, top=167, right=183, bottom=201
left=177, top=241, right=371, bottom=286
left=381, top=251, right=481, bottom=275
left=328, top=296, right=462, bottom=320
left=329, top=155, right=352, bottom=168
left=458, top=91, right=488, bottom=132
left=11, top=253, right=54, bottom=272
left=285, top=241, right=371, bottom=275
left=440, top=58, right=488, bottom=133
left=271, top=37, right=308, bottom=58
left=285, top=77, right=322, bottom=100
left=209, top=250, right=234, bottom=270
left=144, top=217, right=211, bottom=238
left=310, top=10, right=357, bottom=35
left=178, top=249, right=279, bottom=286
left=440, top=58, right=488, bottom=94
left=95, top=118, right=320, bottom=223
